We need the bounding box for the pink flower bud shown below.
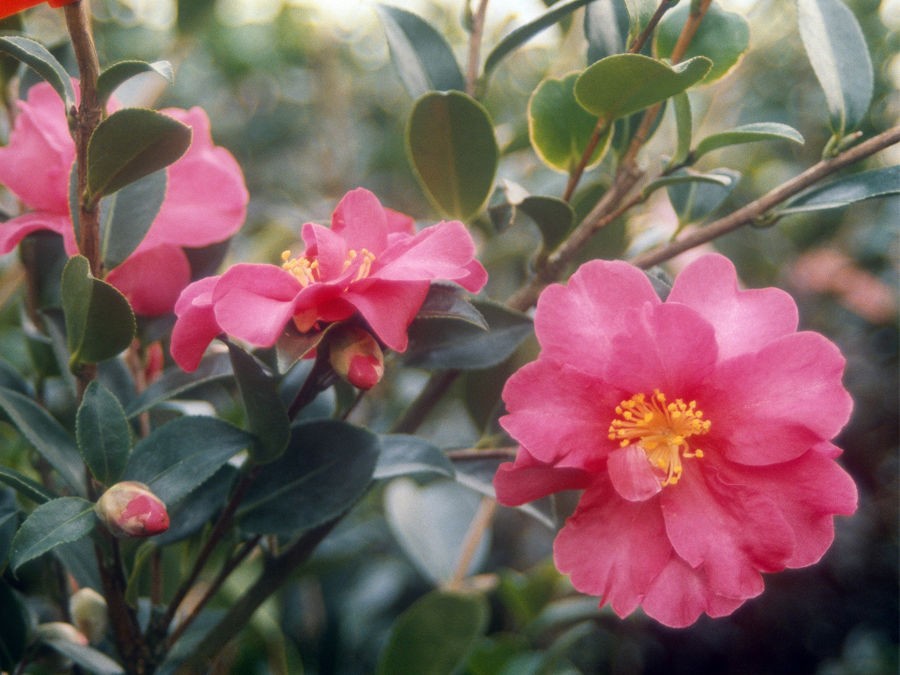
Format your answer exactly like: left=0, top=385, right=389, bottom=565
left=35, top=622, right=88, bottom=646
left=69, top=587, right=108, bottom=644
left=328, top=325, right=385, bottom=390
left=95, top=481, right=170, bottom=537
left=0, top=1, right=77, bottom=20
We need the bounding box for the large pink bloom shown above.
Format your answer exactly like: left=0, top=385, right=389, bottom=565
left=0, top=82, right=248, bottom=315
left=494, top=254, right=857, bottom=627
left=170, top=188, right=487, bottom=371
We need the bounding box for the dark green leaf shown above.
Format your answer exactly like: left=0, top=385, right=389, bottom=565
left=666, top=168, right=741, bottom=224
left=0, top=489, right=18, bottom=569
left=86, top=108, right=191, bottom=203
left=125, top=352, right=232, bottom=417
left=0, top=15, right=25, bottom=91
left=100, top=169, right=167, bottom=269
left=415, top=283, right=488, bottom=327
left=375, top=435, right=455, bottom=480
left=237, top=420, right=379, bottom=536
left=575, top=54, right=711, bottom=122
left=406, top=91, right=498, bottom=221
left=584, top=0, right=629, bottom=63
left=0, top=36, right=74, bottom=108
left=10, top=497, right=97, bottom=573
left=693, top=122, right=804, bottom=161
left=404, top=300, right=532, bottom=370
left=623, top=0, right=660, bottom=45
left=97, top=60, right=174, bottom=108
left=76, top=381, right=132, bottom=486
left=778, top=166, right=900, bottom=215
left=377, top=591, right=489, bottom=675
left=0, top=358, right=31, bottom=397
left=154, top=465, right=237, bottom=545
left=483, top=0, right=595, bottom=79
left=671, top=92, right=692, bottom=167
left=0, top=466, right=54, bottom=505
left=644, top=169, right=737, bottom=198
left=228, top=343, right=290, bottom=464
left=0, top=387, right=83, bottom=494
left=528, top=73, right=608, bottom=174
left=124, top=417, right=252, bottom=506
left=655, top=4, right=750, bottom=83
left=0, top=579, right=28, bottom=670
left=61, top=256, right=136, bottom=367
left=798, top=0, right=873, bottom=135
left=376, top=4, right=464, bottom=97
left=42, top=638, right=124, bottom=675
left=517, top=196, right=575, bottom=252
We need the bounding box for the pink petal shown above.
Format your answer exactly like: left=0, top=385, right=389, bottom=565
left=384, top=206, right=416, bottom=235
left=170, top=276, right=222, bottom=372
left=342, top=280, right=430, bottom=351
left=607, top=445, right=663, bottom=502
left=299, top=223, right=352, bottom=281
left=668, top=254, right=799, bottom=362
left=493, top=447, right=592, bottom=505
left=534, top=259, right=660, bottom=378
left=212, top=264, right=302, bottom=347
left=105, top=245, right=191, bottom=316
left=0, top=212, right=76, bottom=255
left=707, top=331, right=853, bottom=465
left=329, top=188, right=389, bottom=254
left=500, top=360, right=624, bottom=469
left=554, top=478, right=672, bottom=619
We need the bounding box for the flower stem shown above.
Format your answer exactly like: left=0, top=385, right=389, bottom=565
left=447, top=497, right=497, bottom=590
left=466, top=0, right=490, bottom=97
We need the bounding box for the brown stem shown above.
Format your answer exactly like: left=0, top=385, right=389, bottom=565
left=391, top=369, right=460, bottom=434
left=466, top=0, right=490, bottom=97
left=563, top=119, right=609, bottom=203
left=670, top=0, right=712, bottom=64
left=447, top=497, right=497, bottom=590
left=94, top=538, right=147, bottom=674
left=627, top=0, right=676, bottom=54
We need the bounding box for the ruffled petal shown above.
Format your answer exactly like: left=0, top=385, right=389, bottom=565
left=0, top=212, right=75, bottom=255
left=607, top=445, right=663, bottom=502
left=170, top=276, right=222, bottom=372
left=299, top=222, right=352, bottom=281
left=330, top=188, right=389, bottom=254
left=493, top=447, right=592, bottom=506
left=668, top=254, right=798, bottom=362
left=105, top=245, right=191, bottom=316
left=341, top=279, right=430, bottom=351
left=534, top=259, right=660, bottom=378
left=500, top=360, right=624, bottom=470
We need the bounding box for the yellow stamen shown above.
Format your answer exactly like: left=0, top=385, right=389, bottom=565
left=607, top=390, right=710, bottom=486
left=281, top=247, right=377, bottom=287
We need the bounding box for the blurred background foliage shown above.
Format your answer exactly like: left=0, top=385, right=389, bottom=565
left=1, top=0, right=898, bottom=673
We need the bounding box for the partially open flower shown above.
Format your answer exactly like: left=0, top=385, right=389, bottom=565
left=327, top=324, right=385, bottom=390
left=95, top=481, right=169, bottom=538
left=69, top=587, right=108, bottom=644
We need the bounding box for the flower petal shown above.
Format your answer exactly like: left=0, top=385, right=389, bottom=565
left=493, top=447, right=592, bottom=506
left=170, top=276, right=222, bottom=372
left=341, top=279, right=429, bottom=352
left=300, top=222, right=352, bottom=281
left=106, top=245, right=191, bottom=316
left=330, top=188, right=389, bottom=254
left=607, top=445, right=663, bottom=502
left=0, top=212, right=75, bottom=255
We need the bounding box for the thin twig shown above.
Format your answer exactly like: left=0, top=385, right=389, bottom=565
left=628, top=0, right=676, bottom=54
left=446, top=497, right=497, bottom=590
left=466, top=0, right=490, bottom=97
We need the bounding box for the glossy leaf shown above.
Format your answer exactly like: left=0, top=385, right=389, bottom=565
left=124, top=417, right=252, bottom=506
left=154, top=465, right=237, bottom=545
left=0, top=36, right=74, bottom=108
left=623, top=0, right=660, bottom=44
left=377, top=591, right=489, bottom=675
left=0, top=387, right=83, bottom=493
left=671, top=92, right=692, bottom=167
left=97, top=60, right=174, bottom=107
left=375, top=435, right=455, bottom=480
left=406, top=91, right=498, bottom=221
left=10, top=497, right=97, bottom=573
left=529, top=73, right=608, bottom=174
left=777, top=166, right=900, bottom=215
left=61, top=256, right=136, bottom=367
left=404, top=300, right=533, bottom=370
left=518, top=196, right=575, bottom=252
left=798, top=0, right=873, bottom=135
left=237, top=420, right=379, bottom=536
left=667, top=168, right=741, bottom=224
left=0, top=466, right=54, bottom=505
left=228, top=343, right=290, bottom=464
left=376, top=4, right=464, bottom=97
left=100, top=169, right=167, bottom=269
left=0, top=359, right=31, bottom=398
left=86, top=108, right=191, bottom=203
left=125, top=352, right=232, bottom=417
left=644, top=169, right=737, bottom=198
left=0, top=580, right=28, bottom=670
left=76, top=381, right=132, bottom=486
left=42, top=638, right=125, bottom=675
left=0, top=490, right=17, bottom=569
left=415, top=283, right=488, bottom=328
left=656, top=4, right=750, bottom=83
left=575, top=54, right=711, bottom=122
left=584, top=0, right=629, bottom=63
left=692, top=122, right=805, bottom=161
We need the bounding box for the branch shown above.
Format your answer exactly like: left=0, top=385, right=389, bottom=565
left=466, top=0, right=490, bottom=97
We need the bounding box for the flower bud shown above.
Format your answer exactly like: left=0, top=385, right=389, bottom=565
left=34, top=622, right=88, bottom=646
left=327, top=325, right=385, bottom=390
left=0, top=1, right=77, bottom=20
left=69, top=587, right=108, bottom=644
left=95, top=481, right=170, bottom=537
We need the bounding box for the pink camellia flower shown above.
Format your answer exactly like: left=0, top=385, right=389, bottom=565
left=0, top=0, right=75, bottom=20
left=493, top=254, right=857, bottom=628
left=0, top=82, right=248, bottom=316
left=170, top=187, right=487, bottom=371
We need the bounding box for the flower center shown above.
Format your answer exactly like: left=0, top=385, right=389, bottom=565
left=281, top=248, right=375, bottom=288
left=607, top=390, right=710, bottom=486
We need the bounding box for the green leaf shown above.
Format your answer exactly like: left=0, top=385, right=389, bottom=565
left=0, top=579, right=29, bottom=670
left=374, top=435, right=455, bottom=480
left=377, top=591, right=489, bottom=675
left=153, top=465, right=237, bottom=546
left=237, top=420, right=379, bottom=536
left=10, top=497, right=97, bottom=573
left=584, top=0, right=629, bottom=63
left=667, top=168, right=741, bottom=224
left=76, top=381, right=132, bottom=486
left=0, top=466, right=54, bottom=505
left=0, top=387, right=84, bottom=494
left=124, top=417, right=252, bottom=506
left=644, top=169, right=737, bottom=198
left=406, top=91, right=498, bottom=221
left=384, top=478, right=488, bottom=584
left=623, top=0, right=661, bottom=45
left=655, top=4, right=750, bottom=84
left=798, top=0, right=873, bottom=135
left=61, top=256, right=136, bottom=367
left=375, top=4, right=464, bottom=98
left=574, top=54, right=711, bottom=122
left=692, top=122, right=805, bottom=161
left=227, top=343, right=290, bottom=464
left=528, top=73, right=609, bottom=174
left=517, top=196, right=575, bottom=252
left=86, top=108, right=191, bottom=203
left=97, top=60, right=174, bottom=108
left=42, top=638, right=125, bottom=675
left=0, top=36, right=75, bottom=108
left=404, top=300, right=533, bottom=370
left=415, top=284, right=488, bottom=328
left=777, top=166, right=900, bottom=215
left=483, top=0, right=595, bottom=79
left=125, top=353, right=232, bottom=417
left=100, top=169, right=167, bottom=269
left=0, top=490, right=18, bottom=570
left=670, top=92, right=692, bottom=167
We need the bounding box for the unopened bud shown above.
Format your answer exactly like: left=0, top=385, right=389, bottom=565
left=95, top=481, right=169, bottom=537
left=69, top=587, right=108, bottom=644
left=35, top=622, right=88, bottom=646
left=328, top=325, right=384, bottom=390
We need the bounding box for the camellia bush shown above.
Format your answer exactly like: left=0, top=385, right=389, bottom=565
left=0, top=0, right=896, bottom=673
